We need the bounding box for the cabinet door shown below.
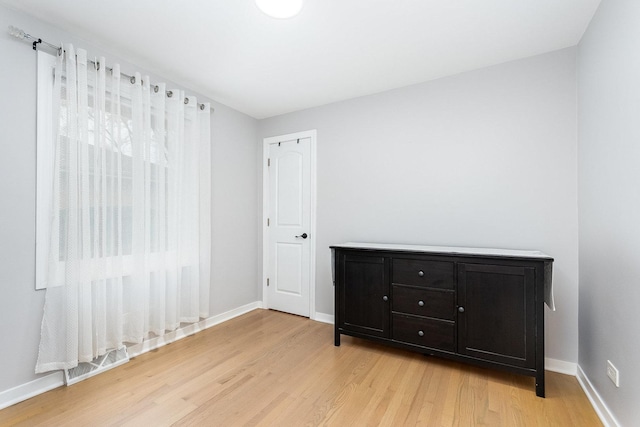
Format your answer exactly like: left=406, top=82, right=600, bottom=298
left=457, top=263, right=535, bottom=368
left=338, top=253, right=389, bottom=338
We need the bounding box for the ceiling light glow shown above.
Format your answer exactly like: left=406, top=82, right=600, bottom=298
left=255, top=0, right=303, bottom=19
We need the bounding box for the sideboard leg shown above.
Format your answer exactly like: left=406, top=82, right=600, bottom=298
left=536, top=371, right=546, bottom=398
left=334, top=329, right=341, bottom=346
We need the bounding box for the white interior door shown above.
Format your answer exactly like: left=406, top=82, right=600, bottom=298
left=267, top=137, right=311, bottom=317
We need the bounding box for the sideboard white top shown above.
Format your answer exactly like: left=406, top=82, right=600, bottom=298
left=330, top=242, right=553, bottom=260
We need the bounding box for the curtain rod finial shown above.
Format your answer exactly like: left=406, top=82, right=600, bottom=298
left=8, top=25, right=26, bottom=40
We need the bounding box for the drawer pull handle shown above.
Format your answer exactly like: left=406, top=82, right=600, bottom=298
left=418, top=270, right=424, bottom=277
left=418, top=300, right=425, bottom=307
left=458, top=306, right=465, bottom=313
left=382, top=295, right=389, bottom=302
left=418, top=330, right=424, bottom=337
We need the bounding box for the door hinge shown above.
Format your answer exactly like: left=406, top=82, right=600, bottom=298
left=267, top=278, right=270, bottom=287
left=267, top=158, right=270, bottom=167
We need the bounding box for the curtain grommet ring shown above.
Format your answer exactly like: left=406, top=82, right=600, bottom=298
left=200, top=104, right=205, bottom=111
left=153, top=85, right=159, bottom=93
left=167, top=90, right=173, bottom=98
left=130, top=76, right=136, bottom=84
left=184, top=98, right=189, bottom=105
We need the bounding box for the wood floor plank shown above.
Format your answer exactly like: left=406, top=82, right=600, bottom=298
left=0, top=309, right=602, bottom=426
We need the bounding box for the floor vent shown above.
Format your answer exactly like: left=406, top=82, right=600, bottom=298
left=64, top=347, right=130, bottom=386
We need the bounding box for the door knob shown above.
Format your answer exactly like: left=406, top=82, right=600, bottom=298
left=458, top=306, right=465, bottom=313
left=382, top=296, right=389, bottom=302
left=295, top=233, right=308, bottom=239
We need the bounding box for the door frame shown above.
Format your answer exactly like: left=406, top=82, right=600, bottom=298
left=262, top=129, right=317, bottom=319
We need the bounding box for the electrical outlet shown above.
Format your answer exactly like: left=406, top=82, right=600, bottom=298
left=607, top=360, right=620, bottom=387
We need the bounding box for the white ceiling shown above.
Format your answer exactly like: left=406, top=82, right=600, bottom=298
left=3, top=0, right=601, bottom=119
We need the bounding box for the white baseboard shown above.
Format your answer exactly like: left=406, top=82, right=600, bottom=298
left=0, top=371, right=64, bottom=411
left=545, top=357, right=577, bottom=375
left=128, top=301, right=263, bottom=358
left=313, top=312, right=334, bottom=324
left=576, top=365, right=620, bottom=427
left=0, top=301, right=263, bottom=410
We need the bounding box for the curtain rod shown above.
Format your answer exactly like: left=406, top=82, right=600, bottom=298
left=8, top=25, right=214, bottom=113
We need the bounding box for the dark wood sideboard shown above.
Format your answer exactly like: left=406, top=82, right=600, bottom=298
left=331, top=243, right=553, bottom=397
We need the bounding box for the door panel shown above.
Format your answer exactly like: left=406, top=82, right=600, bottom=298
left=339, top=254, right=389, bottom=338
left=276, top=151, right=303, bottom=226
left=268, top=138, right=311, bottom=317
left=457, top=263, right=535, bottom=368
left=275, top=243, right=302, bottom=295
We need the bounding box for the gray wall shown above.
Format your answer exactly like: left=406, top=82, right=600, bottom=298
left=259, top=48, right=579, bottom=364
left=578, top=0, right=640, bottom=424
left=0, top=4, right=260, bottom=394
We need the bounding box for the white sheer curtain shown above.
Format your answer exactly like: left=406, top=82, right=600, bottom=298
left=36, top=45, right=211, bottom=373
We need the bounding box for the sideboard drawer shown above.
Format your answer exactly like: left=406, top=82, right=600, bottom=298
left=392, top=258, right=454, bottom=289
left=392, top=285, right=455, bottom=320
left=392, top=314, right=455, bottom=351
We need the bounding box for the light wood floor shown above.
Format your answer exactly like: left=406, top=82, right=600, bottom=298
left=1, top=309, right=601, bottom=426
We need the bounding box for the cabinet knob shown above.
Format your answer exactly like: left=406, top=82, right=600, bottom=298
left=418, top=270, right=424, bottom=277
left=418, top=330, right=424, bottom=337
left=383, top=295, right=389, bottom=302
left=418, top=300, right=425, bottom=307
left=458, top=306, right=465, bottom=313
